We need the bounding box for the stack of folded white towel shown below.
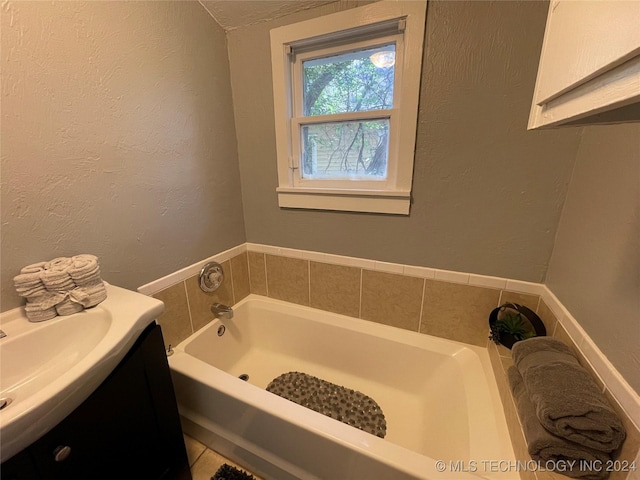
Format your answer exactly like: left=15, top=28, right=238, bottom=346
left=13, top=254, right=108, bottom=322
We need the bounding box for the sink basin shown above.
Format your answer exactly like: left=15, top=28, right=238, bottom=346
left=0, top=283, right=164, bottom=462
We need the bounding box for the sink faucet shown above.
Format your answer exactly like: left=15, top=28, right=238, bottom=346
left=211, top=303, right=233, bottom=320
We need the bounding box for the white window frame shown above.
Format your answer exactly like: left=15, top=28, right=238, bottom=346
left=270, top=1, right=427, bottom=215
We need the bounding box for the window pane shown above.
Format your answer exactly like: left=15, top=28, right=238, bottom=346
left=301, top=120, right=389, bottom=179
left=303, top=45, right=395, bottom=116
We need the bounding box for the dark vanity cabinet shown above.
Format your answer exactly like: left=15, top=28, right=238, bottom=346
left=2, top=323, right=191, bottom=480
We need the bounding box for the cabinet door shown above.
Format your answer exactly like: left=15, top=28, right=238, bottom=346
left=0, top=450, right=40, bottom=480
left=534, top=0, right=640, bottom=105
left=27, top=324, right=190, bottom=480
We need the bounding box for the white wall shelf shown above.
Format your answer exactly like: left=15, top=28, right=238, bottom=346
left=528, top=0, right=640, bottom=129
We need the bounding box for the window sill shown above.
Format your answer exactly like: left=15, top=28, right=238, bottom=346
left=276, top=187, right=410, bottom=215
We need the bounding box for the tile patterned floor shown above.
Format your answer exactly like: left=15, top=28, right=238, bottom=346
left=184, top=434, right=263, bottom=480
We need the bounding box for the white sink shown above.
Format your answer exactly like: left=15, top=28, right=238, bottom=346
left=0, top=283, right=164, bottom=462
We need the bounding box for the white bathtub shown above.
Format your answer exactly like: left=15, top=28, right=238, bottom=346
left=169, top=295, right=516, bottom=480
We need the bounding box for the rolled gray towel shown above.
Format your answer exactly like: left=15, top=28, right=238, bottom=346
left=512, top=337, right=625, bottom=452
left=508, top=367, right=611, bottom=480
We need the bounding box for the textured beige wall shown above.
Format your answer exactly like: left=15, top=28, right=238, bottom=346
left=227, top=0, right=583, bottom=283
left=0, top=1, right=245, bottom=311
left=546, top=124, right=640, bottom=394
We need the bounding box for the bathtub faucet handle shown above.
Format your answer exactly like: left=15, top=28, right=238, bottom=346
left=211, top=303, right=234, bottom=320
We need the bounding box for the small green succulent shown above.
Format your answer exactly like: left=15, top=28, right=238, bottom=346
left=490, top=311, right=536, bottom=344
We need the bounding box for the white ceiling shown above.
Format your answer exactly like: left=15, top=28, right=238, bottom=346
left=199, top=1, right=337, bottom=31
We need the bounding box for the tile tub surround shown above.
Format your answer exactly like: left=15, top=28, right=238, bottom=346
left=246, top=247, right=547, bottom=348
left=139, top=242, right=640, bottom=463
left=140, top=250, right=250, bottom=349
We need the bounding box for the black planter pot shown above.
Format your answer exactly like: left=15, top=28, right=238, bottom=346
left=498, top=332, right=521, bottom=350
left=488, top=303, right=546, bottom=350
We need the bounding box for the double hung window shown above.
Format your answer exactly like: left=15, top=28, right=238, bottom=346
left=271, top=1, right=426, bottom=214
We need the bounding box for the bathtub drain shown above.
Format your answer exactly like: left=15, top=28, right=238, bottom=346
left=238, top=374, right=249, bottom=381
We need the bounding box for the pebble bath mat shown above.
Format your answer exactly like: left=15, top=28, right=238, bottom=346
left=266, top=371, right=387, bottom=438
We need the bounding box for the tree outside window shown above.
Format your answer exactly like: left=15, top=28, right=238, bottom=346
left=301, top=45, right=395, bottom=180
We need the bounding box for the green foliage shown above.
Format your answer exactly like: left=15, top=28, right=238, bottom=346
left=303, top=50, right=395, bottom=116
left=492, top=312, right=536, bottom=343
left=301, top=47, right=395, bottom=177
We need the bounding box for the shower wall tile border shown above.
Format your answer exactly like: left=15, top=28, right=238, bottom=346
left=434, top=269, right=470, bottom=284
left=469, top=273, right=507, bottom=289
left=404, top=265, right=436, bottom=279
left=373, top=260, right=405, bottom=274
left=147, top=251, right=251, bottom=349
left=138, top=244, right=247, bottom=296
left=138, top=242, right=639, bottom=432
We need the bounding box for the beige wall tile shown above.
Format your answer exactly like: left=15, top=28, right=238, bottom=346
left=506, top=417, right=538, bottom=480
left=492, top=337, right=514, bottom=358
left=534, top=468, right=571, bottom=480
left=490, top=342, right=567, bottom=480
left=360, top=270, right=423, bottom=331
left=488, top=343, right=536, bottom=480
left=153, top=281, right=191, bottom=349
left=553, top=323, right=606, bottom=391
left=492, top=345, right=517, bottom=405
left=488, top=342, right=504, bottom=379
left=535, top=300, right=558, bottom=336
left=501, top=291, right=540, bottom=312
left=488, top=342, right=512, bottom=407
left=231, top=252, right=250, bottom=303
left=421, top=280, right=500, bottom=346
left=500, top=354, right=515, bottom=372
left=309, top=261, right=360, bottom=318
left=553, top=323, right=578, bottom=354
left=185, top=260, right=234, bottom=332
left=248, top=251, right=267, bottom=295
left=575, top=353, right=606, bottom=393
left=604, top=390, right=640, bottom=480
left=266, top=254, right=309, bottom=306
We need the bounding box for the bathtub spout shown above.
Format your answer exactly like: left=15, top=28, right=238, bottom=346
left=211, top=303, right=233, bottom=320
